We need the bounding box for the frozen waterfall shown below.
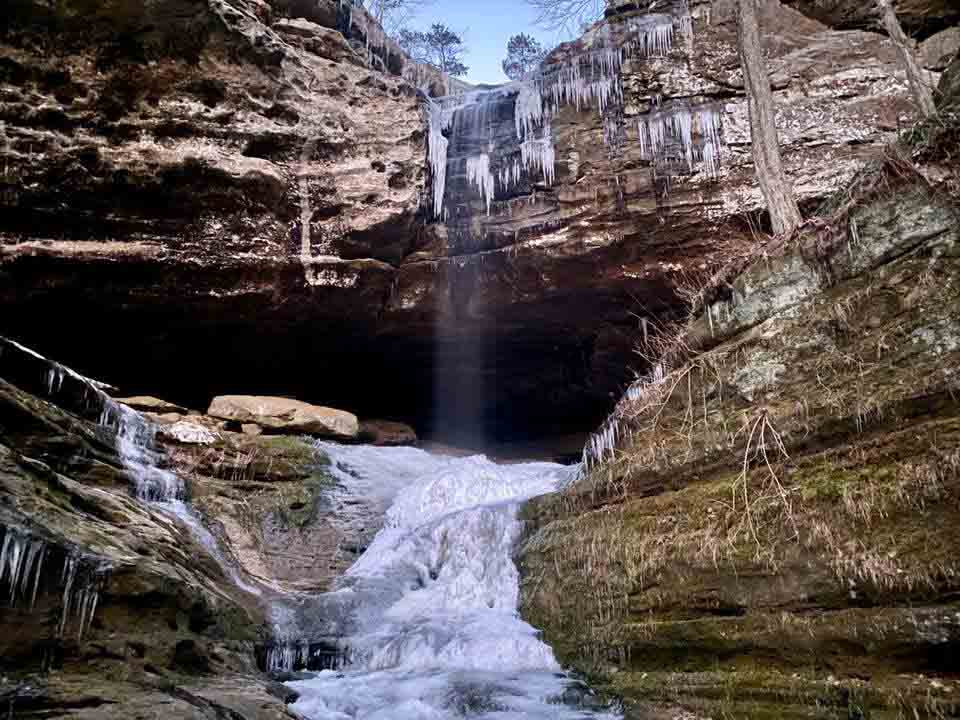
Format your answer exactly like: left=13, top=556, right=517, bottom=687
left=287, top=443, right=619, bottom=719
left=424, top=0, right=719, bottom=223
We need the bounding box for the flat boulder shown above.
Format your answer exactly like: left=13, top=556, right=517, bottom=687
left=207, top=395, right=358, bottom=439
left=358, top=419, right=418, bottom=446
left=116, top=395, right=188, bottom=414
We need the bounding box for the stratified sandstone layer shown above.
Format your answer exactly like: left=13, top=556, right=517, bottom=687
left=0, top=0, right=936, bottom=443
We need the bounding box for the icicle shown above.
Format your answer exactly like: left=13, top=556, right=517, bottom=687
left=627, top=14, right=675, bottom=58
left=45, top=366, right=64, bottom=395
left=58, top=555, right=77, bottom=637
left=466, top=153, right=496, bottom=215
left=637, top=104, right=724, bottom=177
left=29, top=544, right=46, bottom=609
left=4, top=533, right=23, bottom=605
left=678, top=0, right=694, bottom=37
left=515, top=81, right=544, bottom=140
left=520, top=122, right=556, bottom=186
left=426, top=98, right=451, bottom=219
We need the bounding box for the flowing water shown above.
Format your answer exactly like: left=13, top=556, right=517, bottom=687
left=287, top=443, right=620, bottom=720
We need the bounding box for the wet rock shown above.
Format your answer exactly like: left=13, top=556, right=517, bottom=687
left=358, top=419, right=418, bottom=446
left=162, top=421, right=219, bottom=445
left=117, top=396, right=190, bottom=414
left=207, top=396, right=358, bottom=439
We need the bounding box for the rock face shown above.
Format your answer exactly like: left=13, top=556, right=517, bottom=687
left=0, top=0, right=944, bottom=444
left=782, top=0, right=959, bottom=37
left=208, top=395, right=359, bottom=438
left=0, top=338, right=297, bottom=717
left=0, top=335, right=402, bottom=712
left=517, top=126, right=960, bottom=717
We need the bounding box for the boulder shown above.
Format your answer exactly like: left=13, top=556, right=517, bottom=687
left=358, top=419, right=418, bottom=446
left=921, top=27, right=960, bottom=70
left=162, top=421, right=220, bottom=445
left=207, top=396, right=358, bottom=439
left=117, top=396, right=188, bottom=414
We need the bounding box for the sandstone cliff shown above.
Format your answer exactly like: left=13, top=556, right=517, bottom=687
left=0, top=0, right=941, bottom=444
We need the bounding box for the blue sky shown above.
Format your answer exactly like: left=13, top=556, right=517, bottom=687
left=405, top=0, right=564, bottom=85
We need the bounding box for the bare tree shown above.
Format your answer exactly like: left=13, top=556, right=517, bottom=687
left=364, top=0, right=433, bottom=36
left=875, top=0, right=937, bottom=117
left=736, top=0, right=802, bottom=235
left=524, top=0, right=605, bottom=33
left=399, top=23, right=469, bottom=76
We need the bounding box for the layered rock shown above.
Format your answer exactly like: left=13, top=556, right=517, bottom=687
left=517, top=117, right=960, bottom=717
left=207, top=395, right=359, bottom=438
left=0, top=0, right=941, bottom=444
left=0, top=339, right=292, bottom=717
left=0, top=336, right=393, bottom=713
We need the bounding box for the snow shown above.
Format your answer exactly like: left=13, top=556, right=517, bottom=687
left=287, top=444, right=617, bottom=720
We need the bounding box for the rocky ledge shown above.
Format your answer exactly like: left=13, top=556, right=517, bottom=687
left=0, top=337, right=402, bottom=716
left=517, top=85, right=960, bottom=718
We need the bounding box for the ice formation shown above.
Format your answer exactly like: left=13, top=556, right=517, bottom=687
left=286, top=444, right=617, bottom=719
left=1, top=526, right=47, bottom=609
left=1, top=338, right=262, bottom=645
left=637, top=104, right=724, bottom=176
left=581, top=362, right=668, bottom=473
left=425, top=0, right=713, bottom=221
left=0, top=525, right=107, bottom=640
left=427, top=97, right=453, bottom=218
left=625, top=14, right=677, bottom=58
left=465, top=153, right=495, bottom=215
left=520, top=124, right=557, bottom=185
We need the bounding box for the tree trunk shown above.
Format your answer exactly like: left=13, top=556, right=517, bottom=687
left=736, top=0, right=802, bottom=236
left=876, top=0, right=937, bottom=117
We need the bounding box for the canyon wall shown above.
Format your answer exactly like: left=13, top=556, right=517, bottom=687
left=0, top=0, right=940, bottom=442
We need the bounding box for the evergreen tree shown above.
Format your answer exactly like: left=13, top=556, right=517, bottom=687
left=502, top=34, right=548, bottom=80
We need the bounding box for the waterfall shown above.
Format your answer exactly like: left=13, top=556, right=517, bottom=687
left=424, top=0, right=722, bottom=224
left=0, top=338, right=264, bottom=645
left=96, top=399, right=265, bottom=597
left=285, top=444, right=620, bottom=719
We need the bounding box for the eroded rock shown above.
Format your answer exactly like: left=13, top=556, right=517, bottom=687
left=207, top=395, right=358, bottom=439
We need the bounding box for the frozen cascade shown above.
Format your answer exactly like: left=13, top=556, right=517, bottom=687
left=287, top=443, right=619, bottom=720
left=99, top=399, right=183, bottom=503
left=466, top=153, right=496, bottom=215
left=427, top=97, right=452, bottom=219
left=425, top=0, right=706, bottom=220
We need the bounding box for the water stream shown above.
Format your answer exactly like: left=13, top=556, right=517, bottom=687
left=286, top=443, right=620, bottom=720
